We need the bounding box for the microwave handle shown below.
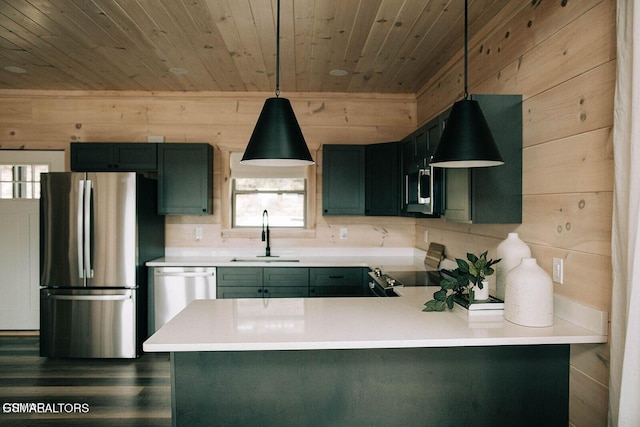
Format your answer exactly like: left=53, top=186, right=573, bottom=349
left=419, top=169, right=431, bottom=200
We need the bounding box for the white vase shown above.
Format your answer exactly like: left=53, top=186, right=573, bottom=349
left=472, top=279, right=489, bottom=301
left=496, top=233, right=531, bottom=300
left=504, top=258, right=554, bottom=327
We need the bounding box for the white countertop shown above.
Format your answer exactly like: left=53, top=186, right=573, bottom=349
left=146, top=247, right=429, bottom=270
left=143, top=287, right=608, bottom=353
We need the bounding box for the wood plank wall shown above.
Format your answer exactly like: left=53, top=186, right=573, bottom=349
left=414, top=1, right=614, bottom=426
left=0, top=1, right=613, bottom=424
left=0, top=90, right=418, bottom=248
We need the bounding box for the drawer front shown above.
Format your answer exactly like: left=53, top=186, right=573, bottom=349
left=309, top=285, right=366, bottom=298
left=263, top=267, right=309, bottom=287
left=309, top=268, right=365, bottom=287
left=217, top=267, right=263, bottom=287
left=217, top=286, right=263, bottom=299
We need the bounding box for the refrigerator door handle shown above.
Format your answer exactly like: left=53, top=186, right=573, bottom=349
left=77, top=180, right=85, bottom=279
left=42, top=293, right=133, bottom=301
left=84, top=179, right=93, bottom=279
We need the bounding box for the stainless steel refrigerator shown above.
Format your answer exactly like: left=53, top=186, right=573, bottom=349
left=39, top=172, right=164, bottom=358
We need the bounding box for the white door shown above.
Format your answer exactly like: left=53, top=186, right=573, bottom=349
left=0, top=151, right=64, bottom=330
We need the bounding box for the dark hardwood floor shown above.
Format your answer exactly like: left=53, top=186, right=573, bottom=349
left=0, top=335, right=171, bottom=426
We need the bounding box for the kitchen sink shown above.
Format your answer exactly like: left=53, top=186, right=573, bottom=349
left=230, top=257, right=300, bottom=263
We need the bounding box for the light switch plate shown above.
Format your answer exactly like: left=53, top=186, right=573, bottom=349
left=552, top=258, right=564, bottom=284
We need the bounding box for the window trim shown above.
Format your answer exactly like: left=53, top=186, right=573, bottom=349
left=219, top=148, right=317, bottom=238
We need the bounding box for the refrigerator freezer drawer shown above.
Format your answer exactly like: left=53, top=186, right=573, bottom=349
left=40, top=288, right=137, bottom=358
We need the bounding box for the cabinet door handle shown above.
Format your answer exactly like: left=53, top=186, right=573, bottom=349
left=329, top=275, right=344, bottom=279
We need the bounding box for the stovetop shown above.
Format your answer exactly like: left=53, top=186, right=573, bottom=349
left=382, top=270, right=443, bottom=287
left=368, top=268, right=445, bottom=297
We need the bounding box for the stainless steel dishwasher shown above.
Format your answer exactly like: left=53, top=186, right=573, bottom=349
left=153, top=267, right=216, bottom=332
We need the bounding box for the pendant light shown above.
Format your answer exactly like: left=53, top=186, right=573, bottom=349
left=241, top=0, right=314, bottom=166
left=430, top=0, right=503, bottom=168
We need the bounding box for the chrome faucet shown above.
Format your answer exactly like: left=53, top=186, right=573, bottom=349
left=262, top=210, right=271, bottom=257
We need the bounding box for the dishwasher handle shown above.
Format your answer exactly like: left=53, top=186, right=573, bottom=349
left=155, top=271, right=215, bottom=278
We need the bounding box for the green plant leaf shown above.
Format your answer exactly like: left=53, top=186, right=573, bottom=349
left=456, top=258, right=470, bottom=273
left=467, top=253, right=478, bottom=263
left=469, top=263, right=479, bottom=277
left=441, top=278, right=457, bottom=290
left=456, top=275, right=469, bottom=289
left=433, top=289, right=447, bottom=301
left=423, top=299, right=445, bottom=312
left=446, top=294, right=455, bottom=309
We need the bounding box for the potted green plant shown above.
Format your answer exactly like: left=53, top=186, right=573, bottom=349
left=423, top=251, right=501, bottom=312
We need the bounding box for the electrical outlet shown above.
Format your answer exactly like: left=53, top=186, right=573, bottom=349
left=552, top=258, right=564, bottom=284
left=340, top=228, right=348, bottom=240
left=194, top=226, right=203, bottom=241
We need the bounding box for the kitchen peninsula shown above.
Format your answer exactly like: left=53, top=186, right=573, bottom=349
left=144, top=273, right=607, bottom=427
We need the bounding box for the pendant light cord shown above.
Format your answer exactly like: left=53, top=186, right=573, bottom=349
left=463, top=0, right=468, bottom=99
left=275, top=0, right=281, bottom=98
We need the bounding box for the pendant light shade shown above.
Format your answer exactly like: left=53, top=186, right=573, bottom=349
left=241, top=97, right=313, bottom=166
left=430, top=0, right=503, bottom=168
left=430, top=98, right=504, bottom=168
left=241, top=0, right=313, bottom=166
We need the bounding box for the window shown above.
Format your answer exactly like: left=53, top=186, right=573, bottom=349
left=230, top=153, right=307, bottom=228
left=0, top=164, right=49, bottom=199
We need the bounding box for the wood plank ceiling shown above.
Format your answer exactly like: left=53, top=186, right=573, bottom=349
left=0, top=0, right=509, bottom=93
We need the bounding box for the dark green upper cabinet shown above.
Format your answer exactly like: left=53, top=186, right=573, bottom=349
left=70, top=142, right=157, bottom=171
left=365, top=142, right=401, bottom=216
left=322, top=145, right=365, bottom=215
left=158, top=143, right=213, bottom=215
left=441, top=94, right=522, bottom=224
left=322, top=143, right=401, bottom=216
left=401, top=116, right=443, bottom=217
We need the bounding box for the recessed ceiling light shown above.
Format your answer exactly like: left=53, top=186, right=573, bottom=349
left=169, top=67, right=189, bottom=75
left=329, top=69, right=348, bottom=77
left=4, top=66, right=27, bottom=74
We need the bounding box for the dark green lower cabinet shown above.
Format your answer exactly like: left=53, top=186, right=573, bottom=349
left=217, top=267, right=368, bottom=299
left=309, top=267, right=368, bottom=297
left=217, top=267, right=310, bottom=299
left=217, top=286, right=308, bottom=299
left=171, top=345, right=569, bottom=427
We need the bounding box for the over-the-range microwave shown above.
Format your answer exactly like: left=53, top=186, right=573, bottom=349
left=404, top=165, right=442, bottom=216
